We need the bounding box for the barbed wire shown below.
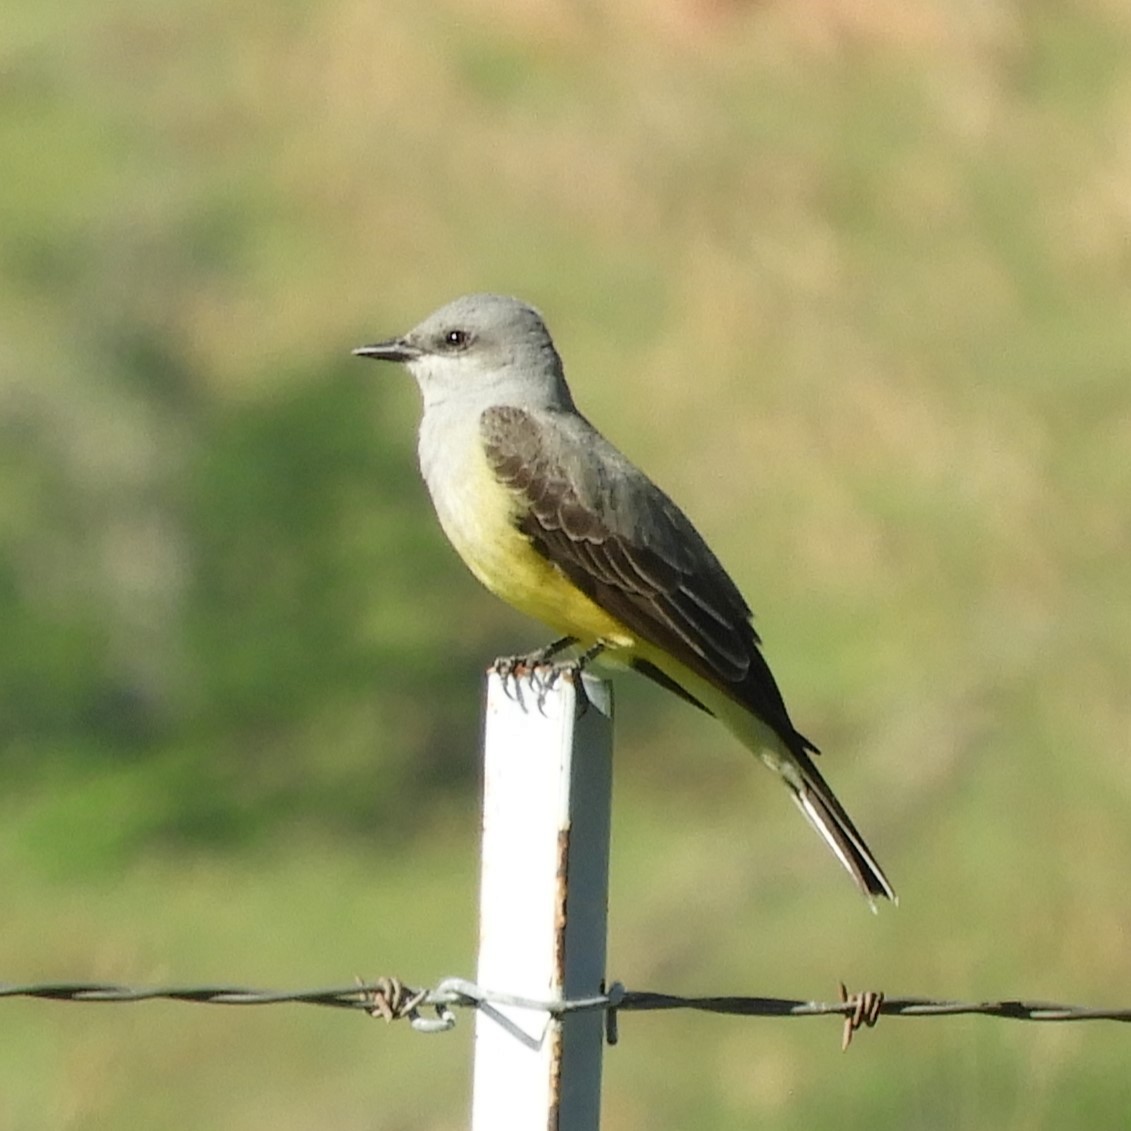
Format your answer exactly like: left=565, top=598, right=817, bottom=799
left=5, top=976, right=1131, bottom=1049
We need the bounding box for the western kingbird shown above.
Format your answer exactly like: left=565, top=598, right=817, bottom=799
left=354, top=293, right=895, bottom=904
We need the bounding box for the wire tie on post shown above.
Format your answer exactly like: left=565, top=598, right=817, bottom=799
left=401, top=976, right=484, bottom=1034
left=432, top=976, right=485, bottom=1008
left=604, top=981, right=625, bottom=1046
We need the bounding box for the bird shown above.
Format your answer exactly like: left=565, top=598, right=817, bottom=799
left=354, top=293, right=895, bottom=905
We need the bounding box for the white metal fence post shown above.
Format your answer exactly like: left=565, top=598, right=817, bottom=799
left=471, top=670, right=614, bottom=1131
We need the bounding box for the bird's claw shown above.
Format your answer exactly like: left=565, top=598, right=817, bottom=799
left=491, top=653, right=574, bottom=714
left=490, top=640, right=604, bottom=715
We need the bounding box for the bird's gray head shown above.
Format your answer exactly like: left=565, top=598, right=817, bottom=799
left=353, top=293, right=574, bottom=413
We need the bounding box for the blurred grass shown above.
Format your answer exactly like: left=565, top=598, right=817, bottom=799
left=2, top=0, right=1131, bottom=1126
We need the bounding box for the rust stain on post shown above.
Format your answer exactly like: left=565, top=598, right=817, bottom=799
left=548, top=1040, right=563, bottom=1131
left=554, top=824, right=571, bottom=961
left=548, top=823, right=571, bottom=1129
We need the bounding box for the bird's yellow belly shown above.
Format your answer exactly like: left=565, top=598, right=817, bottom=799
left=431, top=448, right=633, bottom=647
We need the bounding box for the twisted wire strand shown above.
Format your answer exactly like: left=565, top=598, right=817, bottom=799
left=5, top=976, right=1131, bottom=1047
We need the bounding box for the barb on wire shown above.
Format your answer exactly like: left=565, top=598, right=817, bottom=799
left=357, top=977, right=429, bottom=1024
left=839, top=983, right=883, bottom=1050
left=4, top=977, right=1131, bottom=1049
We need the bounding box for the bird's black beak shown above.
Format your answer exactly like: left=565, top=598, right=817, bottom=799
left=351, top=337, right=422, bottom=363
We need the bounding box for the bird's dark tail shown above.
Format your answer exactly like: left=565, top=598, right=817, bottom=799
left=786, top=747, right=896, bottom=907
left=628, top=656, right=895, bottom=906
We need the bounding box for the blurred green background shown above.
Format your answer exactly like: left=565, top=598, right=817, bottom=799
left=2, top=0, right=1130, bottom=1126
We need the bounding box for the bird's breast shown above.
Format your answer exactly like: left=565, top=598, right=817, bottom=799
left=415, top=409, right=632, bottom=645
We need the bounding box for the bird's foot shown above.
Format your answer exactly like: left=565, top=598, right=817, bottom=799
left=491, top=639, right=604, bottom=713
left=491, top=637, right=575, bottom=711
left=491, top=635, right=574, bottom=689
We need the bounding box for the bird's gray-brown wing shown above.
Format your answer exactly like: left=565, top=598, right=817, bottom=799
left=480, top=404, right=816, bottom=754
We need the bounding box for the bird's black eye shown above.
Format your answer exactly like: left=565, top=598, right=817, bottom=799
left=444, top=328, right=471, bottom=350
